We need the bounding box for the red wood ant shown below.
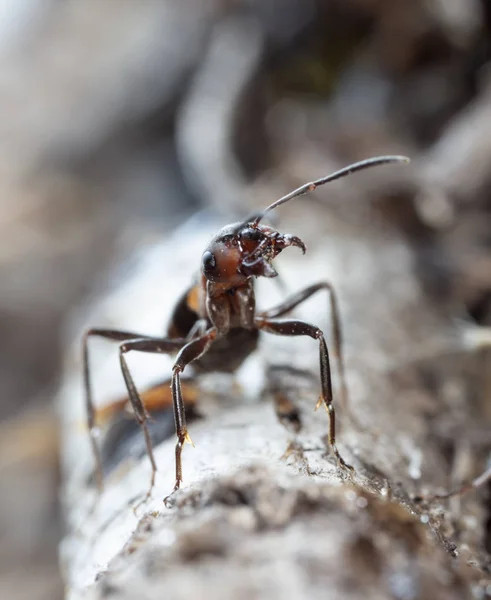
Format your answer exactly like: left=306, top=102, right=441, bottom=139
left=83, top=155, right=409, bottom=504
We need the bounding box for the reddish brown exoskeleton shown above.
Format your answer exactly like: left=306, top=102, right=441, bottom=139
left=83, top=155, right=409, bottom=504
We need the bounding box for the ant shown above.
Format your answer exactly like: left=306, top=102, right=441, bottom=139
left=83, top=155, right=409, bottom=505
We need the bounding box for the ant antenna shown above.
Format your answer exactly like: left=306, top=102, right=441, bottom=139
left=251, top=155, right=410, bottom=226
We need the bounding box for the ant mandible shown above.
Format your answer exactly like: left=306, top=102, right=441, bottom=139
left=83, top=154, right=409, bottom=504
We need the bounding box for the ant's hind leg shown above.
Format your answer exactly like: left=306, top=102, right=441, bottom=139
left=424, top=464, right=491, bottom=501
left=256, top=317, right=354, bottom=474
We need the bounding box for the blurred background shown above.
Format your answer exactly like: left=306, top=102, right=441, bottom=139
left=1, top=1, right=491, bottom=599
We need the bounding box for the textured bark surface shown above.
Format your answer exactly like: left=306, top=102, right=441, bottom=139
left=59, top=209, right=490, bottom=600
left=3, top=2, right=491, bottom=600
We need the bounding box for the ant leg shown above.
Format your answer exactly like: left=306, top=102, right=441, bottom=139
left=165, top=328, right=217, bottom=505
left=82, top=328, right=173, bottom=490
left=186, top=318, right=208, bottom=341
left=430, top=464, right=491, bottom=500
left=117, top=337, right=187, bottom=501
left=258, top=282, right=350, bottom=417
left=256, top=317, right=354, bottom=473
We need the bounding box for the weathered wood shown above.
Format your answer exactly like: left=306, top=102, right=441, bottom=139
left=59, top=209, right=490, bottom=599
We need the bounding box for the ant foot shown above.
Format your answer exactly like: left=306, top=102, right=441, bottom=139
left=413, top=487, right=467, bottom=504
left=338, top=458, right=355, bottom=475
left=132, top=471, right=156, bottom=514
left=163, top=480, right=181, bottom=508
left=332, top=444, right=355, bottom=475
left=132, top=489, right=153, bottom=515
left=280, top=441, right=296, bottom=461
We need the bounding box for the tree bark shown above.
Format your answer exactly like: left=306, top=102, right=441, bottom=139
left=59, top=208, right=490, bottom=600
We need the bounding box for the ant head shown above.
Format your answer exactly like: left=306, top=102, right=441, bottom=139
left=201, top=221, right=303, bottom=284
left=201, top=155, right=410, bottom=285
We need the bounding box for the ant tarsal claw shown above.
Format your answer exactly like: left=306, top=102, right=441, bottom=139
left=340, top=460, right=355, bottom=474
left=133, top=490, right=153, bottom=515
left=163, top=494, right=174, bottom=509
left=163, top=480, right=182, bottom=508
left=331, top=444, right=354, bottom=474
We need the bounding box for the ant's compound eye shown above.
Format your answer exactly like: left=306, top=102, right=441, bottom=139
left=201, top=250, right=217, bottom=276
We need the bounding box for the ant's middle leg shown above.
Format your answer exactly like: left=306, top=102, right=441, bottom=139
left=256, top=317, right=354, bottom=473
left=83, top=328, right=184, bottom=490
left=258, top=282, right=350, bottom=416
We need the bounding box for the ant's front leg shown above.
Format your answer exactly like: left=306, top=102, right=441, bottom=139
left=117, top=337, right=189, bottom=503
left=256, top=317, right=354, bottom=473
left=165, top=327, right=218, bottom=506
left=258, top=282, right=349, bottom=415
